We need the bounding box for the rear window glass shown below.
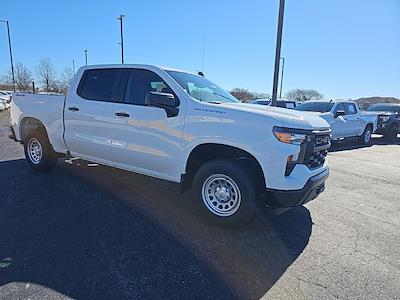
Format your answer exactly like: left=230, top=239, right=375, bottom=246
left=78, top=69, right=129, bottom=102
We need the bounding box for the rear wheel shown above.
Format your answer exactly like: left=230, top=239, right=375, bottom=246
left=384, top=125, right=398, bottom=141
left=24, top=131, right=57, bottom=171
left=192, top=159, right=256, bottom=226
left=359, top=125, right=372, bottom=145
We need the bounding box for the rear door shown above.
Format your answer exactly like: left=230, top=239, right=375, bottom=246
left=107, top=68, right=185, bottom=181
left=64, top=68, right=129, bottom=162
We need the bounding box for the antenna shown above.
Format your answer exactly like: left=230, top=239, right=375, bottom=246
left=201, top=36, right=206, bottom=73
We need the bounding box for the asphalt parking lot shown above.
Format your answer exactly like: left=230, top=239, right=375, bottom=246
left=0, top=109, right=399, bottom=299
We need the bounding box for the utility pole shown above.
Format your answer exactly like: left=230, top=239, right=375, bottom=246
left=0, top=20, right=15, bottom=91
left=201, top=36, right=206, bottom=73
left=72, top=60, right=75, bottom=75
left=271, top=0, right=285, bottom=106
left=279, top=57, right=285, bottom=99
left=84, top=50, right=88, bottom=65
left=118, top=15, right=125, bottom=64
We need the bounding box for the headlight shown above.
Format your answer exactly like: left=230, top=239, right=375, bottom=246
left=379, top=116, right=390, bottom=123
left=273, top=127, right=308, bottom=145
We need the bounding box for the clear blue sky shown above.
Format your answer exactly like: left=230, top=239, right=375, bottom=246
left=1, top=0, right=399, bottom=99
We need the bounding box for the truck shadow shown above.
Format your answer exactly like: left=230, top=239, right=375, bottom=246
left=329, top=135, right=399, bottom=153
left=0, top=158, right=312, bottom=299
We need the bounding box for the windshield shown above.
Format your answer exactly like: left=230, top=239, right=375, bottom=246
left=166, top=71, right=240, bottom=103
left=367, top=104, right=400, bottom=113
left=295, top=102, right=333, bottom=113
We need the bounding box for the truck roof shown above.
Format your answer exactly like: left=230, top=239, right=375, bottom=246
left=307, top=99, right=356, bottom=104
left=77, top=64, right=196, bottom=75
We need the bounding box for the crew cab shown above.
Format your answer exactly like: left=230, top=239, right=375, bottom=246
left=296, top=100, right=378, bottom=144
left=366, top=103, right=400, bottom=141
left=9, top=64, right=331, bottom=225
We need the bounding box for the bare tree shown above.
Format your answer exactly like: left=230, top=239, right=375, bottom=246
left=230, top=88, right=254, bottom=102
left=254, top=92, right=271, bottom=99
left=11, top=63, right=32, bottom=91
left=230, top=88, right=271, bottom=102
left=36, top=58, right=57, bottom=92
left=0, top=75, right=13, bottom=91
left=285, top=89, right=323, bottom=101
left=58, top=66, right=75, bottom=95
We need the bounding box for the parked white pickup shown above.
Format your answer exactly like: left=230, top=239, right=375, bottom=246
left=296, top=100, right=378, bottom=144
left=9, top=64, right=331, bottom=225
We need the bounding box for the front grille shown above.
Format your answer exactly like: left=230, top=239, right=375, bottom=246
left=304, top=149, right=329, bottom=169
left=301, top=132, right=330, bottom=170
left=284, top=130, right=331, bottom=176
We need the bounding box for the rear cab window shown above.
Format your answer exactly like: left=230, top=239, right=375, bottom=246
left=77, top=68, right=130, bottom=102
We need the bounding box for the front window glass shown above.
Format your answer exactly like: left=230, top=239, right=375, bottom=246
left=295, top=102, right=334, bottom=113
left=125, top=69, right=173, bottom=105
left=344, top=103, right=357, bottom=115
left=166, top=71, right=239, bottom=103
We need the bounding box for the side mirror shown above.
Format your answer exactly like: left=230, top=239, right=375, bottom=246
left=145, top=91, right=180, bottom=117
left=334, top=110, right=346, bottom=118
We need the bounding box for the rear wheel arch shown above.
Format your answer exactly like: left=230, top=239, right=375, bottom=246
left=20, top=117, right=48, bottom=143
left=359, top=123, right=373, bottom=144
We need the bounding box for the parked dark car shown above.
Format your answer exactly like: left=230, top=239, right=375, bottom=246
left=367, top=103, right=400, bottom=140
left=251, top=98, right=298, bottom=109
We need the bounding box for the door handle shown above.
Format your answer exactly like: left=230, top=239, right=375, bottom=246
left=68, top=106, right=79, bottom=112
left=115, top=112, right=130, bottom=117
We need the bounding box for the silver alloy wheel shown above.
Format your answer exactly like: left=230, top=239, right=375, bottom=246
left=364, top=128, right=372, bottom=143
left=201, top=174, right=241, bottom=217
left=27, top=138, right=43, bottom=164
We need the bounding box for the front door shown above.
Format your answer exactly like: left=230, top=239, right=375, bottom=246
left=330, top=103, right=349, bottom=138
left=343, top=102, right=362, bottom=136
left=109, top=68, right=185, bottom=181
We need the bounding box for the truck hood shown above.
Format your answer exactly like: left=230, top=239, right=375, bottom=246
left=218, top=102, right=330, bottom=130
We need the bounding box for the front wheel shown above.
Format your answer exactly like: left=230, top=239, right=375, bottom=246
left=24, top=131, right=58, bottom=171
left=359, top=125, right=373, bottom=145
left=384, top=125, right=398, bottom=141
left=192, top=159, right=256, bottom=226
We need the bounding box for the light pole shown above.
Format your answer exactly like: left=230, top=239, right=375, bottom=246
left=72, top=60, right=75, bottom=75
left=117, top=15, right=125, bottom=64
left=279, top=57, right=285, bottom=99
left=201, top=36, right=206, bottom=73
left=84, top=49, right=88, bottom=65
left=271, top=0, right=285, bottom=106
left=0, top=20, right=15, bottom=91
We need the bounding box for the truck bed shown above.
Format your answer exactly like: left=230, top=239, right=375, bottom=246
left=10, top=93, right=67, bottom=153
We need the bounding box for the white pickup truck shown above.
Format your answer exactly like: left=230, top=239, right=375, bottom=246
left=296, top=100, right=378, bottom=144
left=9, top=64, right=331, bottom=225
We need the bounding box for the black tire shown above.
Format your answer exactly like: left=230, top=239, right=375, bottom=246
left=359, top=125, right=373, bottom=145
left=24, top=130, right=57, bottom=171
left=192, top=159, right=256, bottom=226
left=384, top=125, right=398, bottom=141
